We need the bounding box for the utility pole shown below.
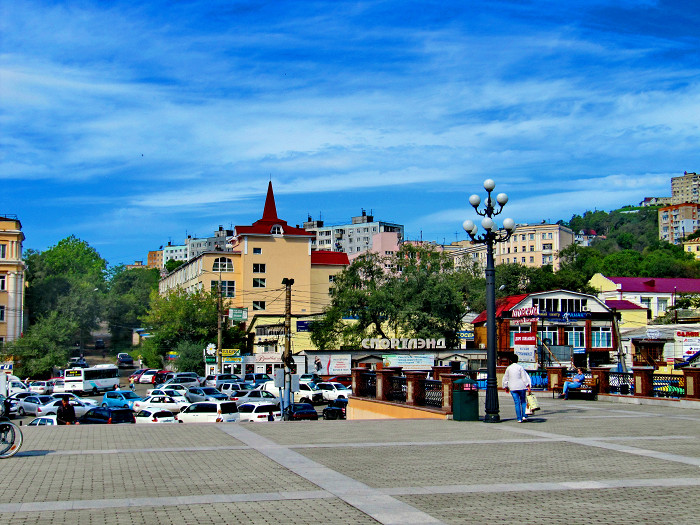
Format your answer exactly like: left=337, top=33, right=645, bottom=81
left=217, top=277, right=223, bottom=375
left=281, top=277, right=294, bottom=420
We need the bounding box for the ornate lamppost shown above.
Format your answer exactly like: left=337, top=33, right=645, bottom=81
left=463, top=179, right=515, bottom=423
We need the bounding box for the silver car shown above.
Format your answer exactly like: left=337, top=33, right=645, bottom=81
left=232, top=390, right=280, bottom=406
left=16, top=395, right=56, bottom=416
left=185, top=387, right=228, bottom=403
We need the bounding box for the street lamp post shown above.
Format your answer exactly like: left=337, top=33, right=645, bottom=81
left=463, top=179, right=516, bottom=423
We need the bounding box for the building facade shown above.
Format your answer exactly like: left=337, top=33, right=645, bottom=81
left=147, top=249, right=163, bottom=269
left=683, top=238, right=700, bottom=260
left=303, top=210, right=404, bottom=255
left=671, top=171, right=700, bottom=205
left=162, top=242, right=188, bottom=265
left=0, top=216, right=25, bottom=345
left=494, top=223, right=574, bottom=270
left=658, top=203, right=700, bottom=244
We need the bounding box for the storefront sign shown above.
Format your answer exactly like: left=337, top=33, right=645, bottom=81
left=223, top=356, right=242, bottom=364
left=457, top=330, right=474, bottom=340
left=382, top=354, right=434, bottom=370
left=255, top=352, right=282, bottom=363
left=228, top=308, right=248, bottom=321
left=513, top=333, right=537, bottom=363
left=512, top=305, right=539, bottom=318
left=296, top=321, right=312, bottom=332
left=676, top=331, right=700, bottom=358
left=362, top=338, right=446, bottom=350
left=311, top=354, right=352, bottom=375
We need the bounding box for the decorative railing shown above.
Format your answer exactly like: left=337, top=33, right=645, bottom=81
left=387, top=376, right=407, bottom=402
left=416, top=379, right=443, bottom=408
left=652, top=374, right=685, bottom=398
left=357, top=372, right=376, bottom=398
left=529, top=370, right=548, bottom=390
left=609, top=372, right=634, bottom=395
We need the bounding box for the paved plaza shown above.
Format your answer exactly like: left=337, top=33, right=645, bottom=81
left=2, top=394, right=700, bottom=524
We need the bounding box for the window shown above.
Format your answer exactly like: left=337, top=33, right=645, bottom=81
left=211, top=281, right=235, bottom=297
left=329, top=275, right=336, bottom=282
left=253, top=301, right=266, bottom=310
left=253, top=278, right=266, bottom=288
left=529, top=234, right=534, bottom=240
left=542, top=243, right=553, bottom=250
left=658, top=299, right=668, bottom=312
left=530, top=246, right=535, bottom=252
left=271, top=226, right=282, bottom=234
left=591, top=327, right=612, bottom=348
left=252, top=248, right=262, bottom=255
left=253, top=263, right=266, bottom=273
left=0, top=305, right=4, bottom=322
left=640, top=297, right=651, bottom=309
left=0, top=274, right=5, bottom=291
left=566, top=327, right=585, bottom=347
left=521, top=257, right=526, bottom=263
left=530, top=257, right=534, bottom=263
left=0, top=244, right=5, bottom=258
left=212, top=257, right=233, bottom=272
left=537, top=326, right=558, bottom=345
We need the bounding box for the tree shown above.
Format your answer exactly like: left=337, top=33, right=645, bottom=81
left=165, top=259, right=185, bottom=273
left=173, top=340, right=206, bottom=376
left=106, top=265, right=161, bottom=347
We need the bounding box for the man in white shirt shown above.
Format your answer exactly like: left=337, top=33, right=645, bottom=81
left=502, top=355, right=532, bottom=423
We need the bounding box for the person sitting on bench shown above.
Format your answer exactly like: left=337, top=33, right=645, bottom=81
left=561, top=368, right=586, bottom=400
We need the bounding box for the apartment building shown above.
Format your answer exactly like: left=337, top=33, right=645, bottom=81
left=658, top=203, right=700, bottom=244
left=185, top=226, right=233, bottom=260
left=671, top=171, right=700, bottom=205
left=494, top=223, right=574, bottom=271
left=162, top=242, right=188, bottom=265
left=160, top=182, right=349, bottom=324
left=303, top=210, right=404, bottom=255
left=0, top=216, right=25, bottom=345
left=147, top=249, right=163, bottom=269
left=683, top=238, right=700, bottom=260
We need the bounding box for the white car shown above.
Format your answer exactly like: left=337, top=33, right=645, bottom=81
left=160, top=377, right=200, bottom=389
left=147, top=384, right=188, bottom=396
left=51, top=392, right=98, bottom=406
left=203, top=373, right=242, bottom=388
left=36, top=397, right=94, bottom=418
left=147, top=388, right=189, bottom=403
left=232, top=390, right=280, bottom=406
left=28, top=415, right=59, bottom=426
left=174, top=401, right=240, bottom=423
left=52, top=379, right=68, bottom=394
left=134, top=409, right=176, bottom=424
left=132, top=395, right=189, bottom=414
left=29, top=381, right=54, bottom=395
left=138, top=369, right=159, bottom=384
left=237, top=403, right=281, bottom=422
left=16, top=395, right=56, bottom=416
left=316, top=382, right=352, bottom=401
left=7, top=380, right=29, bottom=396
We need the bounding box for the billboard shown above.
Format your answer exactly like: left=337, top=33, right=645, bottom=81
left=381, top=354, right=434, bottom=370
left=513, top=333, right=537, bottom=364
left=311, top=354, right=352, bottom=375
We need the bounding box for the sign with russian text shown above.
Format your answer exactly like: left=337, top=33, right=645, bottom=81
left=228, top=308, right=248, bottom=321
left=296, top=321, right=311, bottom=332
left=312, top=354, right=352, bottom=375
left=513, top=333, right=537, bottom=363
left=676, top=331, right=700, bottom=358
left=382, top=354, right=434, bottom=370
left=362, top=338, right=446, bottom=350
left=255, top=352, right=282, bottom=363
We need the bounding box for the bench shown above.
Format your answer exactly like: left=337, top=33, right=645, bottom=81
left=551, top=377, right=599, bottom=400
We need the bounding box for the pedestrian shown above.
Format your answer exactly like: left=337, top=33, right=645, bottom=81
left=502, top=355, right=532, bottom=423
left=56, top=397, right=77, bottom=425
left=129, top=376, right=135, bottom=391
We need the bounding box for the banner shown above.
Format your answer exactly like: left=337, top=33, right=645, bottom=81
left=381, top=354, right=434, bottom=370
left=513, top=333, right=537, bottom=363
left=312, top=354, right=352, bottom=375
left=676, top=331, right=700, bottom=358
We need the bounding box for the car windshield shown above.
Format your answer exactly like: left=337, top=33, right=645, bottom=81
left=202, top=388, right=220, bottom=394
left=38, top=396, right=54, bottom=404
left=123, top=392, right=141, bottom=399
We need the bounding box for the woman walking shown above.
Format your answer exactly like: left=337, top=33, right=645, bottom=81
left=502, top=355, right=532, bottom=423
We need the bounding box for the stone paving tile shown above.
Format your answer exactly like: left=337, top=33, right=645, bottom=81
left=397, top=486, right=700, bottom=524
left=3, top=499, right=381, bottom=525
left=0, top=449, right=315, bottom=504
left=598, top=438, right=700, bottom=458
left=295, top=441, right=700, bottom=488
left=18, top=424, right=242, bottom=451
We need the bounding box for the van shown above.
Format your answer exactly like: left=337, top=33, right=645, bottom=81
left=175, top=401, right=239, bottom=423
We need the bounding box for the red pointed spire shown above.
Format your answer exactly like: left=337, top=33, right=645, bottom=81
left=262, top=181, right=278, bottom=221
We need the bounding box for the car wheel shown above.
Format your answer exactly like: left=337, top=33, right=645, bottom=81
left=300, top=397, right=310, bottom=404
left=18, top=407, right=25, bottom=416
left=338, top=395, right=345, bottom=399
left=101, top=403, right=108, bottom=408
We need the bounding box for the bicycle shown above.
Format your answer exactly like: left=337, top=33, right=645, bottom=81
left=0, top=401, right=23, bottom=458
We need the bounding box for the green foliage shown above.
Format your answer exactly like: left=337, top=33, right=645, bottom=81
left=165, top=259, right=185, bottom=273
left=173, top=340, right=206, bottom=375
left=106, top=265, right=160, bottom=345
left=1, top=313, right=77, bottom=378
left=565, top=208, right=659, bottom=252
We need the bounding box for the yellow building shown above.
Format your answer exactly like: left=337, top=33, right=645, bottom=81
left=658, top=203, right=700, bottom=244
left=159, top=183, right=349, bottom=350
left=683, top=238, right=700, bottom=260
left=0, top=216, right=25, bottom=345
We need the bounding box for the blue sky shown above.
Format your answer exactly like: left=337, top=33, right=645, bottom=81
left=2, top=0, right=699, bottom=266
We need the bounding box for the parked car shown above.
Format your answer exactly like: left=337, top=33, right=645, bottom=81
left=219, top=382, right=254, bottom=399
left=94, top=339, right=105, bottom=350
left=138, top=369, right=159, bottom=384
left=36, top=397, right=95, bottom=418
left=0, top=394, right=18, bottom=418
left=243, top=373, right=272, bottom=386
left=68, top=357, right=89, bottom=368
left=185, top=387, right=228, bottom=403
left=238, top=403, right=281, bottom=422
left=158, top=376, right=200, bottom=389
left=132, top=394, right=189, bottom=414
left=327, top=375, right=352, bottom=387
left=134, top=409, right=176, bottom=424
left=300, top=373, right=322, bottom=384
left=129, top=369, right=148, bottom=382
left=51, top=379, right=68, bottom=394
left=255, top=380, right=323, bottom=405
left=146, top=389, right=189, bottom=404
left=7, top=380, right=29, bottom=396
left=174, top=401, right=240, bottom=423
left=316, top=382, right=352, bottom=402
left=16, top=395, right=56, bottom=416
left=51, top=392, right=98, bottom=406
left=117, top=353, right=134, bottom=367
left=322, top=398, right=348, bottom=420
left=226, top=390, right=252, bottom=403
left=232, top=390, right=280, bottom=406
left=173, top=372, right=205, bottom=385
left=285, top=403, right=318, bottom=421
left=29, top=381, right=54, bottom=395
left=101, top=390, right=142, bottom=410
left=28, top=415, right=59, bottom=426
left=203, top=373, right=242, bottom=388
left=147, top=384, right=188, bottom=396
left=79, top=407, right=135, bottom=424
left=8, top=391, right=37, bottom=404
left=153, top=370, right=174, bottom=385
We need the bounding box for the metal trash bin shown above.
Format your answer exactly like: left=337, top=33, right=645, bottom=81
left=453, top=377, right=479, bottom=421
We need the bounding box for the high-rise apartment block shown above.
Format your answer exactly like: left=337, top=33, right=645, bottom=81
left=0, top=215, right=25, bottom=345
left=671, top=171, right=700, bottom=205
left=659, top=203, right=700, bottom=244
left=303, top=210, right=403, bottom=255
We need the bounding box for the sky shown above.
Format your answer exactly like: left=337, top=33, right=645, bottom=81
left=2, top=0, right=699, bottom=266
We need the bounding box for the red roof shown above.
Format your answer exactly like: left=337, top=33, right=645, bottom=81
left=234, top=182, right=313, bottom=237
left=473, top=294, right=529, bottom=324
left=311, top=251, right=349, bottom=266
left=605, top=300, right=646, bottom=310
left=605, top=277, right=700, bottom=294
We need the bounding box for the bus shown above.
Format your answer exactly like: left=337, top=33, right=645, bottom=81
left=64, top=365, right=120, bottom=395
